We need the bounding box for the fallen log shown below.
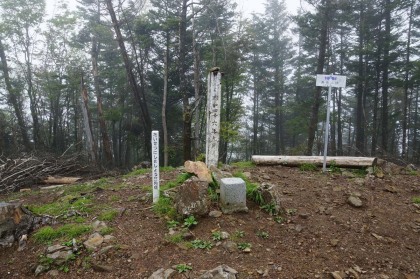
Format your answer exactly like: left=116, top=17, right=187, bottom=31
left=252, top=156, right=377, bottom=168
left=43, top=176, right=82, bottom=185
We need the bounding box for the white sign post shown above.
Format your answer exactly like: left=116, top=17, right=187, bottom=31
left=151, top=131, right=160, bottom=203
left=316, top=74, right=347, bottom=172
left=206, top=68, right=222, bottom=168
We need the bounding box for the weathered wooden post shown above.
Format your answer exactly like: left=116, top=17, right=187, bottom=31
left=151, top=130, right=160, bottom=203
left=206, top=67, right=222, bottom=168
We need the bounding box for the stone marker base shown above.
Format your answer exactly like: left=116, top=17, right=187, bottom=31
left=220, top=177, right=248, bottom=214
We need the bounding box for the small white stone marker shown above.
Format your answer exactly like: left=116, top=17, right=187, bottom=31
left=152, top=130, right=160, bottom=203
left=206, top=68, right=222, bottom=168
left=220, top=177, right=248, bottom=214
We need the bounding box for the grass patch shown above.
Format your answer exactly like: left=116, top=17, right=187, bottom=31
left=161, top=172, right=193, bottom=191
left=166, top=233, right=183, bottom=244
left=28, top=195, right=93, bottom=217
left=413, top=197, right=420, bottom=204
left=99, top=209, right=119, bottom=221
left=124, top=168, right=151, bottom=177
left=299, top=163, right=317, bottom=172
left=153, top=196, right=177, bottom=218
left=100, top=227, right=114, bottom=235
left=231, top=161, right=255, bottom=169
left=33, top=224, right=92, bottom=244
left=160, top=166, right=176, bottom=172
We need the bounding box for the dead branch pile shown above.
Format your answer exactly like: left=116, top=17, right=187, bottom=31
left=0, top=154, right=91, bottom=193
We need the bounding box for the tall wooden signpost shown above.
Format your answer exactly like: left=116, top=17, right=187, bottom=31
left=206, top=68, right=222, bottom=168
left=316, top=74, right=347, bottom=172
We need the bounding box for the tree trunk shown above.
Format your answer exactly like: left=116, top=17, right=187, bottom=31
left=306, top=0, right=330, bottom=155
left=402, top=0, right=413, bottom=159
left=179, top=0, right=192, bottom=162
left=80, top=75, right=98, bottom=164
left=0, top=38, right=32, bottom=151
left=355, top=2, right=365, bottom=154
left=105, top=0, right=152, bottom=158
left=91, top=10, right=113, bottom=165
left=381, top=0, right=391, bottom=154
left=162, top=36, right=169, bottom=167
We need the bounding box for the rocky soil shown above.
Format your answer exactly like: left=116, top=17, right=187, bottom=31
left=0, top=164, right=419, bottom=279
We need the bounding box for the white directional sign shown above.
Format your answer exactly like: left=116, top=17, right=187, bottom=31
left=315, top=74, right=347, bottom=172
left=316, top=74, right=346, bottom=88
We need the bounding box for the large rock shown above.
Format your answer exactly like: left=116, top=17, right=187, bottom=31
left=1, top=201, right=46, bottom=248
left=175, top=178, right=210, bottom=216
left=184, top=161, right=213, bottom=183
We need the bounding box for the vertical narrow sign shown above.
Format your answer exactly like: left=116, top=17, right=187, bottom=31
left=206, top=68, right=222, bottom=168
left=152, top=131, right=159, bottom=203
left=316, top=74, right=346, bottom=172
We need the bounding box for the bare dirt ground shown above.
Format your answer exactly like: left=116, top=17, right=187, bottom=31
left=0, top=165, right=419, bottom=279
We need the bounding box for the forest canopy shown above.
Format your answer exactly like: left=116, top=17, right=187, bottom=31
left=0, top=0, right=419, bottom=168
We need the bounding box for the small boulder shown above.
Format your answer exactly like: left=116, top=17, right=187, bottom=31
left=184, top=161, right=213, bottom=183
left=347, top=196, right=363, bottom=208
left=175, top=178, right=210, bottom=216
left=198, top=264, right=238, bottom=279
left=84, top=233, right=104, bottom=250
left=148, top=268, right=176, bottom=279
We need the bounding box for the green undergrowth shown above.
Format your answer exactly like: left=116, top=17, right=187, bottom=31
left=28, top=195, right=93, bottom=217
left=161, top=172, right=193, bottom=192
left=413, top=197, right=420, bottom=204
left=233, top=171, right=263, bottom=205
left=33, top=224, right=92, bottom=244
left=98, top=208, right=119, bottom=221
left=299, top=163, right=318, bottom=172
left=231, top=161, right=255, bottom=170
left=124, top=166, right=177, bottom=178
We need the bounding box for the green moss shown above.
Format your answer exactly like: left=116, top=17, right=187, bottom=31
left=28, top=195, right=93, bottom=217
left=100, top=227, right=114, bottom=235
left=33, top=224, right=92, bottom=244
left=413, top=197, right=420, bottom=204
left=231, top=161, right=255, bottom=168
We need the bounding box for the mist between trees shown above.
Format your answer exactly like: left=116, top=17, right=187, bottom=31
left=0, top=0, right=419, bottom=169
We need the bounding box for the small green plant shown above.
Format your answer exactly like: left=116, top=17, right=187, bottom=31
left=351, top=168, right=368, bottom=177
left=261, top=203, right=277, bottom=215
left=167, top=233, right=183, bottom=244
left=211, top=231, right=222, bottom=241
left=100, top=227, right=114, bottom=235
left=256, top=231, right=269, bottom=239
left=413, top=197, right=420, bottom=204
left=286, top=208, right=297, bottom=216
left=208, top=187, right=219, bottom=202
left=237, top=242, right=251, bottom=250
left=274, top=216, right=284, bottom=224
left=99, top=209, right=119, bottom=221
left=167, top=220, right=180, bottom=229
left=196, top=153, right=206, bottom=162
left=299, top=163, right=317, bottom=171
left=109, top=195, right=120, bottom=202
left=175, top=263, right=192, bottom=273
left=191, top=239, right=213, bottom=250
left=62, top=240, right=73, bottom=247
left=183, top=215, right=198, bottom=228
left=328, top=161, right=341, bottom=173
left=234, top=230, right=245, bottom=238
